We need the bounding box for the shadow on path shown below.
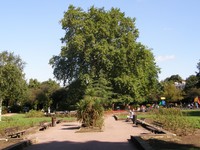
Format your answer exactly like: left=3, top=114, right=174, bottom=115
left=25, top=140, right=135, bottom=150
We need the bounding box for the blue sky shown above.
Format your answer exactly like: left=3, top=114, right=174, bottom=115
left=1, top=0, right=200, bottom=82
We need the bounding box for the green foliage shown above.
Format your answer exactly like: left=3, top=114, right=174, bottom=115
left=25, top=110, right=44, bottom=118
left=51, top=87, right=69, bottom=110
left=0, top=51, right=27, bottom=109
left=27, top=79, right=60, bottom=111
left=85, top=74, right=114, bottom=108
left=164, top=74, right=183, bottom=83
left=50, top=5, right=160, bottom=105
left=76, top=97, right=104, bottom=128
left=161, top=81, right=183, bottom=102
left=151, top=108, right=196, bottom=136
left=185, top=75, right=198, bottom=91
left=64, top=79, right=86, bottom=110
left=184, top=87, right=200, bottom=102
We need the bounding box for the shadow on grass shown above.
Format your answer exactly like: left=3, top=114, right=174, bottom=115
left=183, top=110, right=200, bottom=116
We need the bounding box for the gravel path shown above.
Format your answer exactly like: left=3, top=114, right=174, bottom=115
left=24, top=115, right=150, bottom=150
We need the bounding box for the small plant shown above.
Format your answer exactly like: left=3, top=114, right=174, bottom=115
left=76, top=96, right=104, bottom=129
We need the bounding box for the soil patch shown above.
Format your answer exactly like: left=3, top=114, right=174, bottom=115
left=76, top=126, right=103, bottom=133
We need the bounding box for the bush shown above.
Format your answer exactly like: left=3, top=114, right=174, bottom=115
left=151, top=108, right=195, bottom=136
left=25, top=110, right=44, bottom=118
left=76, top=96, right=104, bottom=129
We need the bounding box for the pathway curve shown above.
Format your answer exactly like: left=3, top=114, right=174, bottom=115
left=24, top=115, right=150, bottom=150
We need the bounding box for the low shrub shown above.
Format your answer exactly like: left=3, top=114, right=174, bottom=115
left=151, top=108, right=195, bottom=136
left=25, top=110, right=44, bottom=118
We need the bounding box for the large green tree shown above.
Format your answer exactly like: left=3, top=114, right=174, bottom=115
left=50, top=5, right=160, bottom=104
left=0, top=51, right=27, bottom=120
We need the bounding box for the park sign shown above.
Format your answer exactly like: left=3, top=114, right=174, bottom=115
left=161, top=97, right=166, bottom=100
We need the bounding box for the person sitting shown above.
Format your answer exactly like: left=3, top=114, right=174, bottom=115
left=126, top=108, right=135, bottom=122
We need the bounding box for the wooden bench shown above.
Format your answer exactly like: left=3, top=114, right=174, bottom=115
left=39, top=121, right=52, bottom=131
left=4, top=127, right=26, bottom=138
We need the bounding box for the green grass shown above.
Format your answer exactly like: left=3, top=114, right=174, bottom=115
left=0, top=114, right=76, bottom=135
left=115, top=109, right=200, bottom=130
left=114, top=112, right=153, bottom=120
left=182, top=109, right=200, bottom=116
left=182, top=110, right=200, bottom=128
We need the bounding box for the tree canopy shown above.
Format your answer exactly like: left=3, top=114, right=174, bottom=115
left=0, top=51, right=27, bottom=104
left=50, top=5, right=160, bottom=104
left=0, top=51, right=27, bottom=119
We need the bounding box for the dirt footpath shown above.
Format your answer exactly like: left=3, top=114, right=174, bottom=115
left=24, top=115, right=150, bottom=150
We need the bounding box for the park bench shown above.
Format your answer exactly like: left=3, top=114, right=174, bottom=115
left=136, top=119, right=164, bottom=134
left=4, top=127, right=26, bottom=138
left=39, top=121, right=52, bottom=131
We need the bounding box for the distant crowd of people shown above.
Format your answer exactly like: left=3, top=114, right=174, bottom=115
left=193, top=96, right=200, bottom=109
left=126, top=96, right=200, bottom=116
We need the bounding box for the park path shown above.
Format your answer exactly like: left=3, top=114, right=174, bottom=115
left=24, top=114, right=150, bottom=150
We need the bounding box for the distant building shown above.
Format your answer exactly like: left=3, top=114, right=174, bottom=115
left=174, top=81, right=186, bottom=90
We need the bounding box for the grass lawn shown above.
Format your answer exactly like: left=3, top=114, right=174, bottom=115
left=182, top=109, right=200, bottom=128
left=0, top=114, right=76, bottom=135
left=114, top=109, right=200, bottom=129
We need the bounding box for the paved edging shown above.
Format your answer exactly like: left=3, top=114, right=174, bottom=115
left=3, top=140, right=31, bottom=150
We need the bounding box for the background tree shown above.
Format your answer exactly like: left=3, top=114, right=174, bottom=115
left=0, top=51, right=27, bottom=120
left=26, top=79, right=41, bottom=110
left=50, top=5, right=160, bottom=106
left=184, top=75, right=198, bottom=91
left=26, top=79, right=60, bottom=112
left=161, top=81, right=183, bottom=103
left=164, top=74, right=183, bottom=83
left=36, top=79, right=60, bottom=112
left=51, top=87, right=68, bottom=111
left=182, top=75, right=199, bottom=103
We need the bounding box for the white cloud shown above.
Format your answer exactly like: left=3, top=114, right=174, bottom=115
left=155, top=55, right=175, bottom=62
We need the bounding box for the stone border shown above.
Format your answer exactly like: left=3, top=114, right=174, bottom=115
left=136, top=119, right=176, bottom=136
left=130, top=136, right=153, bottom=150
left=2, top=140, right=31, bottom=150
